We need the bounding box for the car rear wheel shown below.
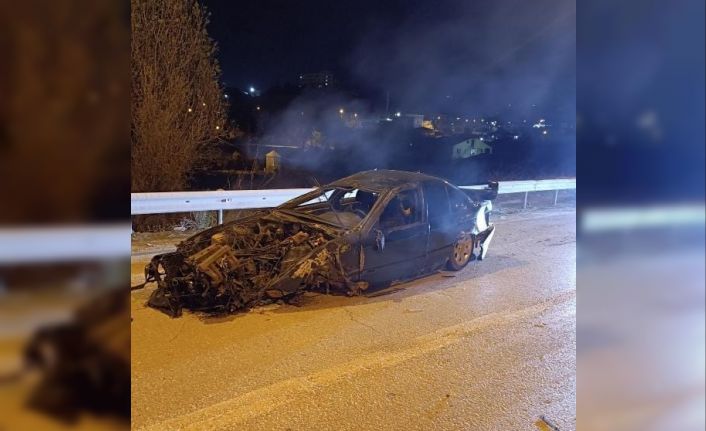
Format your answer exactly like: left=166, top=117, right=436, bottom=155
left=447, top=235, right=474, bottom=271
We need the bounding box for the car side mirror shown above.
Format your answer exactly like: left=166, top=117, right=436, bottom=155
left=374, top=228, right=385, bottom=252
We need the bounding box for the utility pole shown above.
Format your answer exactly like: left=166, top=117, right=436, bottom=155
left=385, top=91, right=390, bottom=116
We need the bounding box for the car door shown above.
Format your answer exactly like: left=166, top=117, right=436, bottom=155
left=423, top=181, right=478, bottom=269
left=360, top=187, right=429, bottom=285
left=423, top=180, right=455, bottom=269
left=446, top=185, right=477, bottom=233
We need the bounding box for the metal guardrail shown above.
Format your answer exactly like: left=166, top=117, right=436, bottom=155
left=132, top=178, right=577, bottom=222
left=460, top=178, right=576, bottom=208
left=0, top=179, right=576, bottom=265
left=6, top=202, right=706, bottom=266
left=0, top=224, right=132, bottom=264
left=581, top=204, right=706, bottom=231
left=132, top=188, right=316, bottom=223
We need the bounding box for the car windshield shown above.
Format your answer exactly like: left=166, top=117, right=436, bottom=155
left=279, top=187, right=381, bottom=228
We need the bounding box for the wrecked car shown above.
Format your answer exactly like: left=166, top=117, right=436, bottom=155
left=143, top=170, right=497, bottom=317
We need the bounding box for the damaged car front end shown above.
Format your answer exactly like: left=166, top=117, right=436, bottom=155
left=145, top=210, right=359, bottom=317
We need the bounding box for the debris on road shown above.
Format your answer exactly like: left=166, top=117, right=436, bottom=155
left=252, top=303, right=282, bottom=313
left=365, top=286, right=408, bottom=298
left=534, top=415, right=561, bottom=430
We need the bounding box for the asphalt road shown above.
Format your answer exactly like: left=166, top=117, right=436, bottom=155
left=130, top=206, right=576, bottom=430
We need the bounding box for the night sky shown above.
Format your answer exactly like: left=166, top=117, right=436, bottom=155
left=203, top=0, right=575, bottom=117
left=203, top=0, right=412, bottom=88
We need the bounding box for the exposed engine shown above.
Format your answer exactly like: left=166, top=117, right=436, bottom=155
left=146, top=217, right=352, bottom=317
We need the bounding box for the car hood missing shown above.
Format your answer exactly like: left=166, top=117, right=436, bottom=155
left=144, top=209, right=357, bottom=317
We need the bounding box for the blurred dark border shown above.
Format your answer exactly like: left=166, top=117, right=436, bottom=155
left=577, top=0, right=705, bottom=429
left=577, top=0, right=705, bottom=206
left=0, top=1, right=131, bottom=428
left=0, top=0, right=131, bottom=224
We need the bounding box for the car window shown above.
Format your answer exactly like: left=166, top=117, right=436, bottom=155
left=333, top=188, right=379, bottom=218
left=379, top=189, right=421, bottom=229
left=423, top=181, right=449, bottom=228
left=447, top=186, right=472, bottom=214
left=297, top=189, right=334, bottom=206
left=280, top=187, right=380, bottom=229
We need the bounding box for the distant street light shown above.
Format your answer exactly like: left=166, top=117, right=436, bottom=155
left=187, top=108, right=192, bottom=113
left=339, top=108, right=344, bottom=115
left=249, top=86, right=255, bottom=93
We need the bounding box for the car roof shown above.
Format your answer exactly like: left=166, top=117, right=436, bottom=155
left=327, top=169, right=448, bottom=192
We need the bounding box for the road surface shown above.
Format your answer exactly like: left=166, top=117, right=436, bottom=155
left=130, top=206, right=576, bottom=430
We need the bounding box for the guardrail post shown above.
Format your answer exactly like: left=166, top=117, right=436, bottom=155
left=523, top=191, right=528, bottom=209
left=553, top=190, right=559, bottom=205
left=218, top=209, right=223, bottom=225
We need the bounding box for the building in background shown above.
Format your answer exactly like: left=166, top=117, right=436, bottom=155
left=451, top=137, right=493, bottom=159
left=298, top=71, right=334, bottom=89
left=400, top=113, right=424, bottom=128
left=265, top=150, right=281, bottom=173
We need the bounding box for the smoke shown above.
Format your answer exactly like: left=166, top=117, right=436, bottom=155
left=258, top=91, right=372, bottom=148
left=256, top=90, right=420, bottom=178
left=348, top=0, right=576, bottom=120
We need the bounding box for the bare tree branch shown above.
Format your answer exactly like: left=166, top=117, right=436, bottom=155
left=131, top=0, right=227, bottom=192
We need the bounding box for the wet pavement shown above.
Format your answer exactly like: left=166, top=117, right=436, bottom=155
left=131, top=207, right=577, bottom=430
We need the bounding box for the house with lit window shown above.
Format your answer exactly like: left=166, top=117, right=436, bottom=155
left=451, top=137, right=493, bottom=159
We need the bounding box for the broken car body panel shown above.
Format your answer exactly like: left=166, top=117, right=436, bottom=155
left=144, top=170, right=497, bottom=317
